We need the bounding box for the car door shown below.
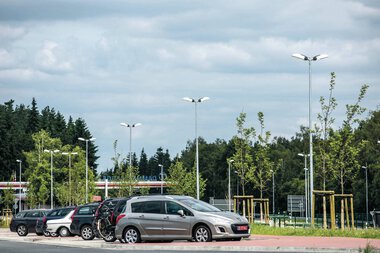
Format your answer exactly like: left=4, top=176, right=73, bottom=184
left=130, top=200, right=164, bottom=237
left=25, top=210, right=41, bottom=232
left=162, top=201, right=193, bottom=239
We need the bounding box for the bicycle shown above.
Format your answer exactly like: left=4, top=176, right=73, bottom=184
left=95, top=203, right=117, bottom=242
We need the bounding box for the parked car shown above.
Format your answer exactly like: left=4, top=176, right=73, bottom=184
left=10, top=209, right=49, bottom=236
left=93, top=197, right=130, bottom=242
left=70, top=202, right=100, bottom=240
left=115, top=195, right=250, bottom=243
left=45, top=209, right=76, bottom=237
left=42, top=206, right=76, bottom=237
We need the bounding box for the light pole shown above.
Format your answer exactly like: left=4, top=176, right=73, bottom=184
left=158, top=164, right=164, bottom=195
left=44, top=149, right=60, bottom=209
left=228, top=160, right=234, bottom=212
left=78, top=137, right=96, bottom=203
left=293, top=53, right=328, bottom=219
left=362, top=164, right=369, bottom=225
left=120, top=122, right=142, bottom=193
left=16, top=159, right=22, bottom=212
left=298, top=153, right=310, bottom=222
left=269, top=169, right=275, bottom=214
left=182, top=96, right=210, bottom=200
left=62, top=152, right=78, bottom=206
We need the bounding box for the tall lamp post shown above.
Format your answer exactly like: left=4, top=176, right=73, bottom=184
left=362, top=164, right=369, bottom=225
left=120, top=123, right=142, bottom=193
left=270, top=169, right=275, bottom=214
left=158, top=164, right=164, bottom=195
left=293, top=53, right=328, bottom=218
left=78, top=137, right=96, bottom=203
left=182, top=96, right=210, bottom=200
left=62, top=152, right=78, bottom=206
left=298, top=153, right=310, bottom=222
left=44, top=149, right=60, bottom=209
left=16, top=159, right=22, bottom=212
left=228, top=160, right=234, bottom=212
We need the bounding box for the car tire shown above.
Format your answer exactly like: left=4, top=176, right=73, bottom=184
left=193, top=225, right=212, bottom=242
left=59, top=227, right=71, bottom=237
left=123, top=227, right=141, bottom=244
left=81, top=225, right=95, bottom=240
left=17, top=224, right=28, bottom=236
left=36, top=232, right=43, bottom=236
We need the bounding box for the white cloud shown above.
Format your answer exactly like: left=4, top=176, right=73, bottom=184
left=35, top=41, right=72, bottom=72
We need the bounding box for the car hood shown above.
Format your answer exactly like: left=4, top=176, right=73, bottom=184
left=198, top=211, right=248, bottom=223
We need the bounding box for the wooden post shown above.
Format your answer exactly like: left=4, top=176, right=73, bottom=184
left=345, top=198, right=350, bottom=229
left=350, top=196, right=355, bottom=229
left=330, top=195, right=336, bottom=229
left=251, top=198, right=254, bottom=224
left=234, top=197, right=237, bottom=213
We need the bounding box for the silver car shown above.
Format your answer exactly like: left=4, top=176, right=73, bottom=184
left=115, top=195, right=250, bottom=243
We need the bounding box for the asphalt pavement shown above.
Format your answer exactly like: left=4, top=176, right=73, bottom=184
left=0, top=228, right=379, bottom=252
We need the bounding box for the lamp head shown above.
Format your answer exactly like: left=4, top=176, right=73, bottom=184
left=313, top=54, right=328, bottom=61
left=182, top=97, right=194, bottom=103
left=292, top=53, right=308, bottom=61
left=133, top=123, right=142, bottom=127
left=198, top=97, right=210, bottom=103
left=16, top=159, right=22, bottom=163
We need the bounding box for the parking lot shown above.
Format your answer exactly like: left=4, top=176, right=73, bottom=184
left=1, top=228, right=380, bottom=252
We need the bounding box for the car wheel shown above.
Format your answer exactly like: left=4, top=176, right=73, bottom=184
left=81, top=225, right=95, bottom=240
left=17, top=224, right=28, bottom=236
left=194, top=225, right=212, bottom=242
left=59, top=227, right=70, bottom=237
left=123, top=227, right=141, bottom=244
left=102, top=230, right=117, bottom=242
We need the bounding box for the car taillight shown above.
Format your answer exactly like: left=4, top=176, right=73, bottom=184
left=116, top=214, right=126, bottom=225
left=71, top=208, right=78, bottom=221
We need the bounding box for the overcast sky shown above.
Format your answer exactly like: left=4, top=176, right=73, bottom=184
left=1, top=0, right=379, bottom=172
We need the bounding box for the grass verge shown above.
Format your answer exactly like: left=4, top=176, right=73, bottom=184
left=251, top=224, right=380, bottom=239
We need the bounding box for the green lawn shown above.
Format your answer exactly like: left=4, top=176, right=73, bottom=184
left=251, top=224, right=380, bottom=239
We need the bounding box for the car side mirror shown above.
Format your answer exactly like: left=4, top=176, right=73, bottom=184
left=177, top=210, right=185, bottom=217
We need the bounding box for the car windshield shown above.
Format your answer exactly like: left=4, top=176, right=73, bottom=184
left=178, top=198, right=221, bottom=212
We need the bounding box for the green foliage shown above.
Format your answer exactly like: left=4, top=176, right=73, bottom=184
left=231, top=112, right=256, bottom=195
left=251, top=224, right=380, bottom=239
left=166, top=161, right=206, bottom=198
left=0, top=184, right=16, bottom=210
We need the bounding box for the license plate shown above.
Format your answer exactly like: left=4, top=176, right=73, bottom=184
left=237, top=225, right=248, bottom=231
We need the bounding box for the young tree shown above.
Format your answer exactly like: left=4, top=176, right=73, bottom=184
left=329, top=84, right=369, bottom=228
left=315, top=72, right=338, bottom=228
left=231, top=112, right=255, bottom=196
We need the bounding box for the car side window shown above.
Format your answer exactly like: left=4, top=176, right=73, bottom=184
left=78, top=206, right=91, bottom=215
left=142, top=201, right=162, bottom=214
left=166, top=201, right=193, bottom=216
left=25, top=211, right=40, bottom=217
left=131, top=202, right=144, bottom=213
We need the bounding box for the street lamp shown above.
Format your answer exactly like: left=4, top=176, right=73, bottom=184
left=16, top=159, right=22, bottom=212
left=228, top=160, right=234, bottom=212
left=158, top=164, right=164, bottom=195
left=120, top=123, right=141, bottom=193
left=62, top=152, right=78, bottom=206
left=182, top=96, right=210, bottom=200
left=78, top=137, right=96, bottom=203
left=44, top=149, right=60, bottom=209
left=298, top=153, right=310, bottom=222
left=293, top=53, right=328, bottom=220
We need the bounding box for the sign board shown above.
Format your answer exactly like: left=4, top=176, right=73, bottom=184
left=287, top=195, right=305, bottom=213
left=92, top=195, right=102, bottom=202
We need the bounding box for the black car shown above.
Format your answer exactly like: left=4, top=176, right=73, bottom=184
left=93, top=197, right=129, bottom=242
left=10, top=209, right=49, bottom=236
left=70, top=202, right=100, bottom=240
left=42, top=206, right=76, bottom=236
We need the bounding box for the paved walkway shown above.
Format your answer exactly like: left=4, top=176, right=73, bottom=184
left=1, top=228, right=379, bottom=252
